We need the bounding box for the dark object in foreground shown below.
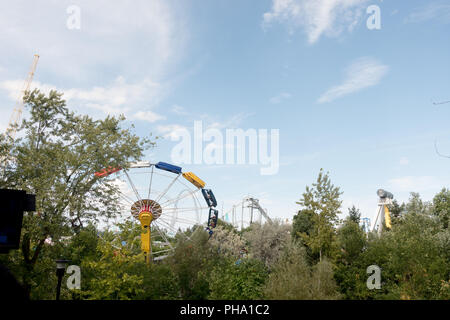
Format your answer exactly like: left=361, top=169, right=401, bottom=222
left=0, top=264, right=28, bottom=300
left=0, top=188, right=35, bottom=253
left=0, top=189, right=35, bottom=300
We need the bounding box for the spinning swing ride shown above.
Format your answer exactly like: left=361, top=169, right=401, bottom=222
left=95, top=161, right=218, bottom=264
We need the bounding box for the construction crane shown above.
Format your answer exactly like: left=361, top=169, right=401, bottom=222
left=1, top=54, right=39, bottom=170
left=5, top=54, right=40, bottom=141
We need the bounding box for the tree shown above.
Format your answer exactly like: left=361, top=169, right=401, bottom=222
left=338, top=193, right=450, bottom=300
left=292, top=207, right=314, bottom=246
left=169, top=230, right=219, bottom=299
left=209, top=222, right=246, bottom=259
left=264, top=244, right=341, bottom=299
left=0, top=89, right=152, bottom=298
left=242, top=220, right=291, bottom=269
left=293, top=169, right=343, bottom=262
left=81, top=240, right=146, bottom=300
left=336, top=220, right=366, bottom=264
left=405, top=192, right=430, bottom=216
left=208, top=258, right=267, bottom=300
left=334, top=219, right=367, bottom=299
left=387, top=200, right=405, bottom=225
left=347, top=206, right=361, bottom=224
left=432, top=188, right=450, bottom=229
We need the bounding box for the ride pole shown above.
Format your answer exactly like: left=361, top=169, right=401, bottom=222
left=139, top=211, right=153, bottom=265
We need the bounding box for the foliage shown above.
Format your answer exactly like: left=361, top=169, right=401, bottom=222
left=335, top=193, right=449, bottom=300
left=81, top=240, right=146, bottom=300
left=242, top=220, right=291, bottom=269
left=168, top=230, right=219, bottom=299
left=2, top=97, right=449, bottom=301
left=336, top=220, right=366, bottom=264
left=432, top=188, right=450, bottom=229
left=347, top=205, right=361, bottom=224
left=264, top=243, right=341, bottom=299
left=208, top=258, right=268, bottom=300
left=209, top=224, right=246, bottom=258
left=0, top=89, right=152, bottom=298
left=387, top=200, right=405, bottom=225
left=293, top=169, right=343, bottom=262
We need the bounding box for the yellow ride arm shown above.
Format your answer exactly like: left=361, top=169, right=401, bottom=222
left=384, top=205, right=392, bottom=229
left=182, top=172, right=205, bottom=189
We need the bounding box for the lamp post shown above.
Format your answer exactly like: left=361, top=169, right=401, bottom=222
left=55, top=259, right=69, bottom=300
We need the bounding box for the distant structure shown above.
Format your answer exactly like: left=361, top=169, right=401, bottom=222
left=361, top=217, right=371, bottom=233
left=222, top=196, right=272, bottom=230
left=372, top=189, right=393, bottom=235
left=6, top=54, right=39, bottom=141
left=1, top=54, right=39, bottom=170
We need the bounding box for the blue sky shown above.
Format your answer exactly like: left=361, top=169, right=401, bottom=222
left=1, top=0, right=450, bottom=227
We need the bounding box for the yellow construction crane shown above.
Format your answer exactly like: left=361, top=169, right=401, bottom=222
left=5, top=54, right=40, bottom=140
left=1, top=54, right=39, bottom=170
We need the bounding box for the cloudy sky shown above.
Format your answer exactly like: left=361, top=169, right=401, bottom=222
left=1, top=0, right=450, bottom=227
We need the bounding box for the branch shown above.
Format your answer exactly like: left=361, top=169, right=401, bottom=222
left=30, top=238, right=46, bottom=266
left=434, top=140, right=450, bottom=159
left=433, top=100, right=450, bottom=105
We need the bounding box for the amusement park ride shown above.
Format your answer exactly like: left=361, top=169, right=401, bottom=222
left=95, top=161, right=218, bottom=264
left=222, top=196, right=272, bottom=231
left=372, top=189, right=393, bottom=235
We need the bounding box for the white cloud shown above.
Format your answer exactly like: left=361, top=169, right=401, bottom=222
left=171, top=104, right=188, bottom=115
left=387, top=176, right=443, bottom=192
left=405, top=2, right=450, bottom=24
left=201, top=112, right=254, bottom=130
left=131, top=111, right=166, bottom=123
left=0, top=1, right=188, bottom=131
left=399, top=157, right=409, bottom=165
left=269, top=92, right=292, bottom=104
left=318, top=57, right=388, bottom=103
left=262, top=0, right=370, bottom=43
left=156, top=124, right=189, bottom=140
left=0, top=0, right=188, bottom=81
left=154, top=112, right=254, bottom=144
left=0, top=76, right=166, bottom=119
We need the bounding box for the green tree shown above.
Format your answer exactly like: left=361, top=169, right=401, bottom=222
left=336, top=220, right=366, bottom=264
left=264, top=244, right=341, bottom=299
left=81, top=240, right=146, bottom=300
left=340, top=193, right=450, bottom=300
left=209, top=223, right=245, bottom=259
left=293, top=169, right=343, bottom=262
left=208, top=258, right=267, bottom=300
left=0, top=89, right=152, bottom=298
left=432, top=188, right=450, bottom=229
left=242, top=220, right=291, bottom=269
left=169, top=230, right=219, bottom=299
left=387, top=200, right=405, bottom=224
left=347, top=205, right=361, bottom=224
left=334, top=219, right=367, bottom=299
